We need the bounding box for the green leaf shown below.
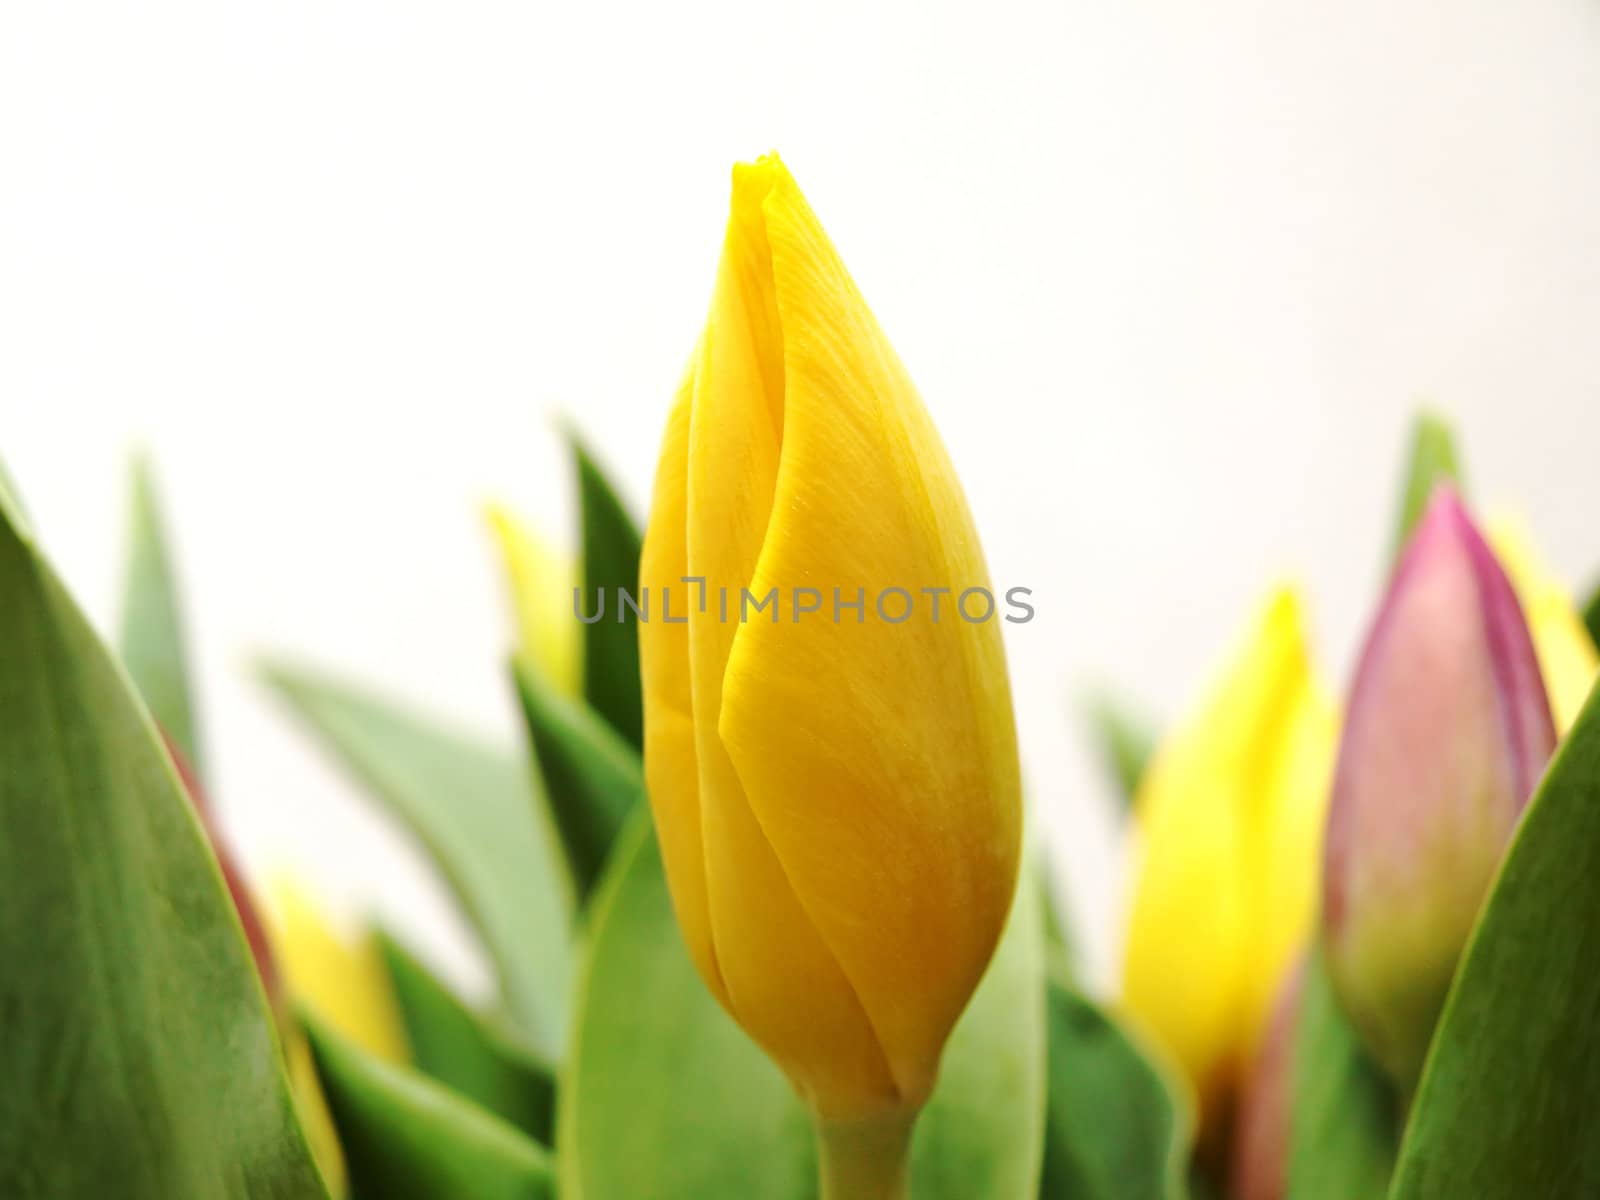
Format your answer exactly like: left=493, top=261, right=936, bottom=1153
left=560, top=813, right=1047, bottom=1200
left=570, top=431, right=644, bottom=749
left=1391, top=411, right=1464, bottom=560
left=1037, top=973, right=1191, bottom=1200
left=1582, top=581, right=1600, bottom=653
left=1038, top=861, right=1077, bottom=985
left=379, top=932, right=556, bottom=1145
left=1389, top=680, right=1600, bottom=1198
left=118, top=456, right=204, bottom=773
left=0, top=505, right=326, bottom=1198
left=1286, top=950, right=1397, bottom=1200
left=260, top=662, right=571, bottom=1057
left=513, top=658, right=643, bottom=903
left=305, top=1013, right=555, bottom=1200
left=1083, top=691, right=1158, bottom=812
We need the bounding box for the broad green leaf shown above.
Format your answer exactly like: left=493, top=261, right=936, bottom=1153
left=0, top=506, right=326, bottom=1198
left=305, top=1014, right=555, bottom=1200
left=260, top=663, right=570, bottom=1056
left=118, top=456, right=204, bottom=773
left=1389, top=680, right=1600, bottom=1198
left=1037, top=973, right=1190, bottom=1200
left=514, top=658, right=643, bottom=902
left=1583, top=581, right=1600, bottom=653
left=1286, top=950, right=1397, bottom=1200
left=560, top=813, right=1047, bottom=1200
left=570, top=432, right=644, bottom=749
left=1391, top=412, right=1464, bottom=560
left=379, top=932, right=556, bottom=1145
left=1084, top=691, right=1158, bottom=812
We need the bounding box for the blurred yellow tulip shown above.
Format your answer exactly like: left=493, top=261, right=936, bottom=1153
left=1121, top=588, right=1337, bottom=1131
left=485, top=502, right=583, bottom=695
left=638, top=154, right=1021, bottom=1189
left=1488, top=514, right=1599, bottom=733
left=265, top=877, right=410, bottom=1065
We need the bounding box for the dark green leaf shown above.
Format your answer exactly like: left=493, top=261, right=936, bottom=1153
left=1391, top=412, right=1464, bottom=561
left=118, top=456, right=204, bottom=773
left=305, top=1013, right=554, bottom=1200
left=513, top=657, right=643, bottom=903
left=560, top=812, right=1047, bottom=1200
left=378, top=932, right=556, bottom=1145
left=1286, top=950, right=1396, bottom=1200
left=1389, top=680, right=1600, bottom=1199
left=1084, top=691, right=1158, bottom=812
left=570, top=431, right=644, bottom=749
left=1038, top=973, right=1191, bottom=1200
left=260, top=662, right=570, bottom=1057
left=0, top=505, right=326, bottom=1199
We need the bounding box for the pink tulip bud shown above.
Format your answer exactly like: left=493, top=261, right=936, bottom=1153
left=1322, top=487, right=1556, bottom=1090
left=1231, top=961, right=1304, bottom=1200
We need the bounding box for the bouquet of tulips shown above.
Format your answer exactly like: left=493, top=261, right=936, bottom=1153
left=4, top=155, right=1600, bottom=1200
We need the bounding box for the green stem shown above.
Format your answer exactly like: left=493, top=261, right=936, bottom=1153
left=814, top=1108, right=916, bottom=1200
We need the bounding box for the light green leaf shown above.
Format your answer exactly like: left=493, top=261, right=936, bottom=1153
left=570, top=432, right=644, bottom=749
left=379, top=932, right=556, bottom=1145
left=1286, top=950, right=1397, bottom=1200
left=1038, top=861, right=1077, bottom=985
left=1037, top=972, right=1190, bottom=1200
left=260, top=663, right=570, bottom=1057
left=1083, top=691, right=1158, bottom=813
left=0, top=505, right=326, bottom=1198
left=1392, top=411, right=1464, bottom=560
left=305, top=1013, right=555, bottom=1200
left=560, top=813, right=1047, bottom=1200
left=118, top=456, right=204, bottom=773
left=513, top=658, right=643, bottom=903
left=1389, top=680, right=1600, bottom=1198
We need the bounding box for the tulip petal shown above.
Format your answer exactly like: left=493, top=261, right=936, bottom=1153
left=639, top=366, right=726, bottom=1005
left=712, top=159, right=1022, bottom=1105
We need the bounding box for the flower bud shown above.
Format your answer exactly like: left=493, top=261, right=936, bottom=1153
left=1323, top=487, right=1557, bottom=1090
left=638, top=154, right=1022, bottom=1127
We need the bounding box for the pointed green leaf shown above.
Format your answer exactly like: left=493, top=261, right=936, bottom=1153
left=561, top=813, right=1047, bottom=1200
left=1392, top=412, right=1464, bottom=560
left=0, top=507, right=325, bottom=1198
left=513, top=658, right=643, bottom=903
left=379, top=932, right=556, bottom=1145
left=1038, top=861, right=1077, bottom=985
left=570, top=432, right=644, bottom=749
left=1037, top=973, right=1191, bottom=1200
left=1389, top=680, right=1600, bottom=1198
left=305, top=1014, right=555, bottom=1200
left=1083, top=691, right=1158, bottom=813
left=118, top=456, right=204, bottom=773
left=1286, top=950, right=1397, bottom=1199
left=260, top=663, right=570, bottom=1056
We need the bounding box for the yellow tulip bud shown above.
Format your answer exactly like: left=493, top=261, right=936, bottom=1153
left=1121, top=588, right=1337, bottom=1133
left=638, top=152, right=1022, bottom=1156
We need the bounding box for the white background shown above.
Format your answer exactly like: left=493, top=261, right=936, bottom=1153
left=4, top=1, right=1600, bottom=992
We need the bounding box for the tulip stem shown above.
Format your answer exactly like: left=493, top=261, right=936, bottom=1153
left=814, top=1109, right=915, bottom=1200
